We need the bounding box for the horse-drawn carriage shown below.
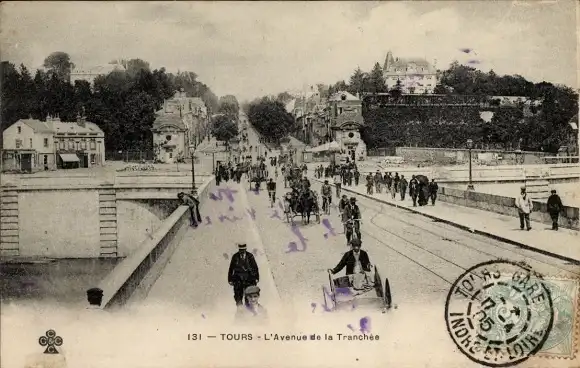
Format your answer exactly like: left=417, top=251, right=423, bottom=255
left=282, top=189, right=321, bottom=225
left=284, top=166, right=302, bottom=188
left=248, top=164, right=268, bottom=190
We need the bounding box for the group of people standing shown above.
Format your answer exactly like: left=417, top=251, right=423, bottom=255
left=363, top=170, right=439, bottom=207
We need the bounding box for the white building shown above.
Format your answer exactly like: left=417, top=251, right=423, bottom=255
left=151, top=90, right=209, bottom=163
left=70, top=62, right=126, bottom=85
left=2, top=116, right=105, bottom=172
left=383, top=51, right=438, bottom=94
left=327, top=91, right=367, bottom=160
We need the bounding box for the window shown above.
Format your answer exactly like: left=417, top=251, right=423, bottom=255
left=17, top=126, right=21, bottom=134
left=169, top=152, right=173, bottom=159
left=90, top=154, right=96, bottom=164
left=15, top=139, right=22, bottom=148
left=44, top=138, right=48, bottom=147
left=43, top=155, right=48, bottom=165
left=81, top=141, right=87, bottom=150
left=90, top=140, right=96, bottom=150
left=29, top=138, right=33, bottom=148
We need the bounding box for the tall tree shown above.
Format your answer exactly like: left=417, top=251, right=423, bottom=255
left=368, top=62, right=386, bottom=93
left=43, top=51, right=75, bottom=82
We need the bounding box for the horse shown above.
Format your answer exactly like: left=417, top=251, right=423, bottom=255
left=299, top=189, right=318, bottom=224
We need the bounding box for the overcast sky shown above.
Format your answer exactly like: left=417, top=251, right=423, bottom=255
left=1, top=1, right=578, bottom=101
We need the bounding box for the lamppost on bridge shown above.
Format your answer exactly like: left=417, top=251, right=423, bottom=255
left=466, top=139, right=474, bottom=191
left=189, top=145, right=197, bottom=194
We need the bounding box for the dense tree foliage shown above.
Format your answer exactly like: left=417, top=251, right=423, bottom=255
left=247, top=98, right=296, bottom=143
left=0, top=53, right=220, bottom=151
left=211, top=114, right=239, bottom=143
left=217, top=95, right=240, bottom=121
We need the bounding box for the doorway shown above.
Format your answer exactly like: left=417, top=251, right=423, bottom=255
left=20, top=154, right=32, bottom=172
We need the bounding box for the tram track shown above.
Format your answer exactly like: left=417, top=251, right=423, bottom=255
left=359, top=199, right=580, bottom=277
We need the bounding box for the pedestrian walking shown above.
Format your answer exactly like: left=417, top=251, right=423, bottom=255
left=546, top=189, right=563, bottom=230
left=409, top=175, right=418, bottom=206
left=374, top=171, right=382, bottom=193
left=366, top=174, right=374, bottom=195
left=399, top=175, right=408, bottom=200
left=429, top=179, right=439, bottom=205
left=228, top=243, right=259, bottom=306
left=515, top=186, right=533, bottom=231
left=354, top=169, right=360, bottom=186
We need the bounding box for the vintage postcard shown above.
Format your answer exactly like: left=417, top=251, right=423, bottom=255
left=1, top=1, right=578, bottom=368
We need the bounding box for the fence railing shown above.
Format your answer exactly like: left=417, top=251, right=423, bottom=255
left=105, top=150, right=155, bottom=162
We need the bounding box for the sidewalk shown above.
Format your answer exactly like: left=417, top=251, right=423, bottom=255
left=311, top=178, right=580, bottom=264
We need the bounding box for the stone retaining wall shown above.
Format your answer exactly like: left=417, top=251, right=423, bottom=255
left=438, top=187, right=579, bottom=231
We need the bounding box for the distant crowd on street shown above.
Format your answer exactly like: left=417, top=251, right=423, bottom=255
left=313, top=159, right=439, bottom=207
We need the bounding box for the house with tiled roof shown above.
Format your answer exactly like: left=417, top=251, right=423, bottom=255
left=2, top=116, right=105, bottom=172
left=383, top=51, right=438, bottom=94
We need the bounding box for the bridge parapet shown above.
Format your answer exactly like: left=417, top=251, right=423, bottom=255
left=90, top=176, right=215, bottom=309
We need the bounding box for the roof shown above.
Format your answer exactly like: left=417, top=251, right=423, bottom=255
left=50, top=120, right=104, bottom=135
left=152, top=112, right=186, bottom=130
left=328, top=91, right=359, bottom=102
left=384, top=56, right=436, bottom=75
left=19, top=119, right=53, bottom=133
left=16, top=118, right=103, bottom=135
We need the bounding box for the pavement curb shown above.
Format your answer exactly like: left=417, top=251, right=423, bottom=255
left=237, top=182, right=283, bottom=306
left=311, top=178, right=580, bottom=266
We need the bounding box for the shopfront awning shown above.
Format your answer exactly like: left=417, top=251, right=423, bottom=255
left=59, top=153, right=80, bottom=163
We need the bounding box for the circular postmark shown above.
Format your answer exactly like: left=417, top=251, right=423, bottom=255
left=445, top=260, right=554, bottom=367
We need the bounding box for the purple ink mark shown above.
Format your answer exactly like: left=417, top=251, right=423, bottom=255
left=290, top=225, right=308, bottom=246
left=322, top=218, right=337, bottom=238
left=467, top=59, right=481, bottom=64
left=204, top=216, right=212, bottom=225
left=270, top=210, right=282, bottom=219
left=311, top=302, right=317, bottom=313
left=359, top=317, right=371, bottom=334
left=347, top=324, right=355, bottom=332
left=223, top=253, right=229, bottom=260
left=459, top=48, right=472, bottom=54
left=286, top=241, right=305, bottom=253
left=246, top=208, right=256, bottom=220
left=251, top=248, right=259, bottom=256
left=209, top=188, right=238, bottom=203
left=218, top=214, right=238, bottom=223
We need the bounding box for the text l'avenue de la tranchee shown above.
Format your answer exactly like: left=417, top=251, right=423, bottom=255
left=190, top=333, right=380, bottom=342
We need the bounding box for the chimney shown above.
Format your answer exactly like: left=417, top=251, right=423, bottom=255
left=76, top=113, right=86, bottom=127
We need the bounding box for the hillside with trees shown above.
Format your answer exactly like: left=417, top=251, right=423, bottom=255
left=0, top=52, right=219, bottom=151
left=322, top=60, right=578, bottom=153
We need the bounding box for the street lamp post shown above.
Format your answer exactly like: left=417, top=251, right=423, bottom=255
left=466, top=139, right=474, bottom=191
left=189, top=147, right=196, bottom=193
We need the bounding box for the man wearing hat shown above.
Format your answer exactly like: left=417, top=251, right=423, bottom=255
left=329, top=239, right=371, bottom=289
left=344, top=197, right=362, bottom=242
left=547, top=189, right=563, bottom=230
left=235, top=285, right=268, bottom=323
left=178, top=192, right=201, bottom=227
left=86, top=287, right=104, bottom=309
left=515, top=186, right=533, bottom=231
left=228, top=243, right=260, bottom=306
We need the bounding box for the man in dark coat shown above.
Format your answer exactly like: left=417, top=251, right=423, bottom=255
left=428, top=179, right=439, bottom=205
left=546, top=189, right=564, bottom=230
left=228, top=243, right=260, bottom=306
left=409, top=175, right=419, bottom=206
left=328, top=239, right=371, bottom=275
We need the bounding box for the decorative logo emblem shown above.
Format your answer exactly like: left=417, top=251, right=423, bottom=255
left=38, top=330, right=63, bottom=354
